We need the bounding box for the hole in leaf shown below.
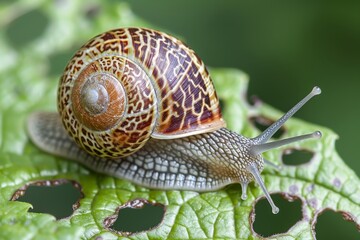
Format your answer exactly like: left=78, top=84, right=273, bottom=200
left=282, top=148, right=314, bottom=166
left=104, top=198, right=165, bottom=236
left=11, top=179, right=83, bottom=219
left=252, top=193, right=302, bottom=237
left=85, top=4, right=102, bottom=19
left=315, top=209, right=360, bottom=240
left=249, top=116, right=286, bottom=139
left=5, top=9, right=49, bottom=49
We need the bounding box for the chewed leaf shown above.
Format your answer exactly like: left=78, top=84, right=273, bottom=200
left=0, top=1, right=359, bottom=239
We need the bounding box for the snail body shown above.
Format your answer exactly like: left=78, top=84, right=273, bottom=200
left=28, top=28, right=322, bottom=214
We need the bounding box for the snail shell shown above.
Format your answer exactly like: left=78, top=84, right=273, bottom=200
left=28, top=27, right=322, bottom=214
left=58, top=28, right=225, bottom=158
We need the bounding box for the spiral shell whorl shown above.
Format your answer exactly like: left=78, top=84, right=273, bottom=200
left=59, top=54, right=157, bottom=158
left=58, top=27, right=224, bottom=158
left=73, top=69, right=126, bottom=131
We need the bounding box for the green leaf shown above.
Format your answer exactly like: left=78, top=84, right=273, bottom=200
left=0, top=1, right=359, bottom=239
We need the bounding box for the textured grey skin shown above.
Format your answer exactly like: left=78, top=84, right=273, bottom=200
left=28, top=112, right=264, bottom=191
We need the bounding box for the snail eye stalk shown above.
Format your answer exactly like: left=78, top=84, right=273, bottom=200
left=253, top=86, right=321, bottom=145
left=247, top=86, right=322, bottom=214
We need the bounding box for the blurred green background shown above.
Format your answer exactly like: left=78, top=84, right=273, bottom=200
left=1, top=0, right=359, bottom=239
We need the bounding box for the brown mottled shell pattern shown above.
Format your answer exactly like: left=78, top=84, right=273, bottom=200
left=58, top=28, right=225, bottom=158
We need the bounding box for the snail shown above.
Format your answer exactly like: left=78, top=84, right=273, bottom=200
left=27, top=27, right=322, bottom=214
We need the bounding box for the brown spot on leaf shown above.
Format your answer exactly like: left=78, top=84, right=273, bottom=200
left=307, top=184, right=315, bottom=193
left=289, top=185, right=299, bottom=195
left=307, top=198, right=318, bottom=210
left=333, top=178, right=342, bottom=188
